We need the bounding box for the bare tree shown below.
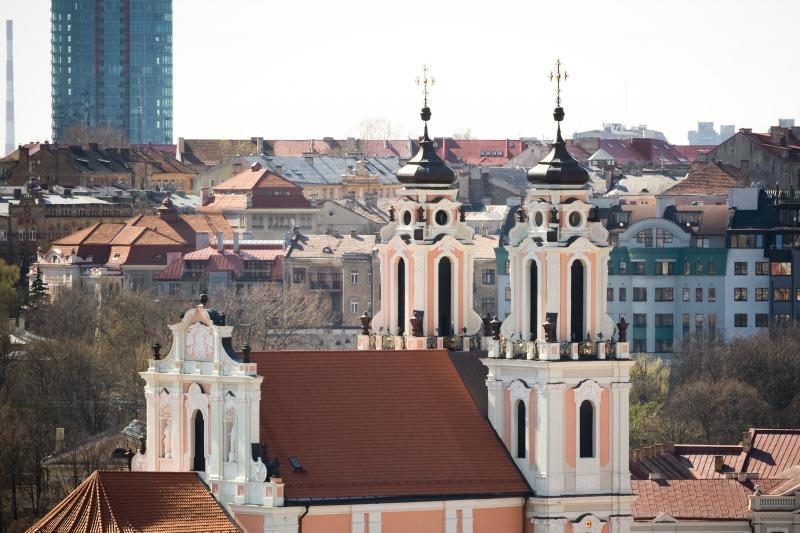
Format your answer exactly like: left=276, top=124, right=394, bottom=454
left=357, top=117, right=395, bottom=141
left=453, top=128, right=472, bottom=140
left=59, top=123, right=127, bottom=147
left=212, top=285, right=333, bottom=351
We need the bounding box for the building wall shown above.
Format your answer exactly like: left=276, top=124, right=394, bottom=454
left=474, top=257, right=498, bottom=319
left=51, top=0, right=173, bottom=144
left=608, top=247, right=727, bottom=354
left=724, top=248, right=770, bottom=337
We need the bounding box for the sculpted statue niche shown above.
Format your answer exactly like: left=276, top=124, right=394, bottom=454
left=185, top=322, right=213, bottom=361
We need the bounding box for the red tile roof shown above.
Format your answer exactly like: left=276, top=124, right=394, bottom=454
left=742, top=428, right=800, bottom=478
left=631, top=429, right=800, bottom=482
left=27, top=471, right=239, bottom=532
left=251, top=349, right=530, bottom=502
left=630, top=445, right=743, bottom=480
left=661, top=162, right=741, bottom=196
left=156, top=246, right=284, bottom=281
left=49, top=214, right=232, bottom=268
left=632, top=479, right=754, bottom=520
left=674, top=145, right=715, bottom=162
left=213, top=166, right=299, bottom=192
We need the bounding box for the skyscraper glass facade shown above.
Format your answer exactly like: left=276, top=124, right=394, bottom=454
left=51, top=0, right=172, bottom=144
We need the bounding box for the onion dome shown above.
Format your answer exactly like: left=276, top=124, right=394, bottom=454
left=397, top=106, right=456, bottom=186
left=528, top=106, right=589, bottom=186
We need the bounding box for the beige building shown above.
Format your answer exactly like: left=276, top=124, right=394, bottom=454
left=199, top=162, right=318, bottom=239
left=283, top=232, right=377, bottom=329
left=706, top=125, right=800, bottom=188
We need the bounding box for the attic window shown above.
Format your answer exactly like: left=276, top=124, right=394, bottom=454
left=322, top=246, right=333, bottom=254
left=289, top=457, right=305, bottom=472
left=113, top=253, right=120, bottom=260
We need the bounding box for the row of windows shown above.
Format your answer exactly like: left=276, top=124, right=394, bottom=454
left=610, top=259, right=720, bottom=276
left=611, top=259, right=792, bottom=277
left=608, top=286, right=717, bottom=303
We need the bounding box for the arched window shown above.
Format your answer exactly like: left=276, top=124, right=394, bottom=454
left=529, top=261, right=538, bottom=340
left=192, top=410, right=206, bottom=471
left=397, top=258, right=406, bottom=335
left=579, top=400, right=594, bottom=458
left=438, top=257, right=452, bottom=336
left=516, top=400, right=526, bottom=459
left=570, top=260, right=585, bottom=341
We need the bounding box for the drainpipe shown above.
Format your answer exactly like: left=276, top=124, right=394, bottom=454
left=298, top=505, right=310, bottom=533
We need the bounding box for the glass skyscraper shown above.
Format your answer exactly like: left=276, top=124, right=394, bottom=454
left=51, top=0, right=173, bottom=145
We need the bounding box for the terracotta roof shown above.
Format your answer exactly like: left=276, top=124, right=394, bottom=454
left=46, top=214, right=232, bottom=269
left=213, top=167, right=297, bottom=192
left=157, top=246, right=284, bottom=281
left=632, top=479, right=754, bottom=520
left=661, top=162, right=741, bottom=196
left=674, top=145, right=715, bottom=162
left=27, top=471, right=239, bottom=532
left=742, top=428, right=800, bottom=478
left=631, top=445, right=743, bottom=480
left=631, top=429, right=800, bottom=482
left=251, top=349, right=530, bottom=502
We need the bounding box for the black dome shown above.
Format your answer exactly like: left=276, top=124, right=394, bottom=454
left=528, top=106, right=589, bottom=186
left=397, top=106, right=456, bottom=186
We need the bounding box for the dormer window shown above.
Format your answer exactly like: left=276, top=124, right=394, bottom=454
left=568, top=211, right=582, bottom=227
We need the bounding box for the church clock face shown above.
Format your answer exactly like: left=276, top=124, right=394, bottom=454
left=185, top=323, right=213, bottom=361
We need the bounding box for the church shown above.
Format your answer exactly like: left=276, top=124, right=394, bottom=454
left=29, top=70, right=800, bottom=533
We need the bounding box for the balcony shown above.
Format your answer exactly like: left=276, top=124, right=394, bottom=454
left=309, top=280, right=342, bottom=291
left=748, top=493, right=798, bottom=511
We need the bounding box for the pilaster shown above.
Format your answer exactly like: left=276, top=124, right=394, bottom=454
left=533, top=382, right=567, bottom=496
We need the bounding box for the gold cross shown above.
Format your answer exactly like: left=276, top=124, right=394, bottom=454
left=416, top=65, right=435, bottom=108
left=549, top=59, right=568, bottom=106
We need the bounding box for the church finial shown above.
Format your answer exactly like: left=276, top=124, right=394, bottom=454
left=416, top=65, right=435, bottom=139
left=416, top=65, right=435, bottom=111
left=396, top=66, right=454, bottom=185
left=549, top=59, right=568, bottom=140
left=527, top=59, right=588, bottom=186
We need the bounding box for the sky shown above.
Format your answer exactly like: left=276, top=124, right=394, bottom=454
left=1, top=0, right=800, bottom=148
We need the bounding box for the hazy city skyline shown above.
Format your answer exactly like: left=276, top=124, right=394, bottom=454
left=2, top=0, right=799, bottom=149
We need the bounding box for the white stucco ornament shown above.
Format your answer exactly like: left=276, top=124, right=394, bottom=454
left=186, top=322, right=213, bottom=361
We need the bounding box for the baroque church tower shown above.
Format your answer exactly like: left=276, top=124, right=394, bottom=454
left=369, top=69, right=482, bottom=341
left=484, top=61, right=635, bottom=532
left=134, top=298, right=288, bottom=513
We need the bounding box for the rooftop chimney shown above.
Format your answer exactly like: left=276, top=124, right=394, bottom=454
left=200, top=186, right=210, bottom=206
left=55, top=427, right=64, bottom=453
left=216, top=231, right=224, bottom=252
left=4, top=20, right=14, bottom=157
left=233, top=231, right=240, bottom=253
left=741, top=431, right=752, bottom=453
left=714, top=455, right=724, bottom=472
left=250, top=161, right=262, bottom=172
left=196, top=231, right=209, bottom=250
